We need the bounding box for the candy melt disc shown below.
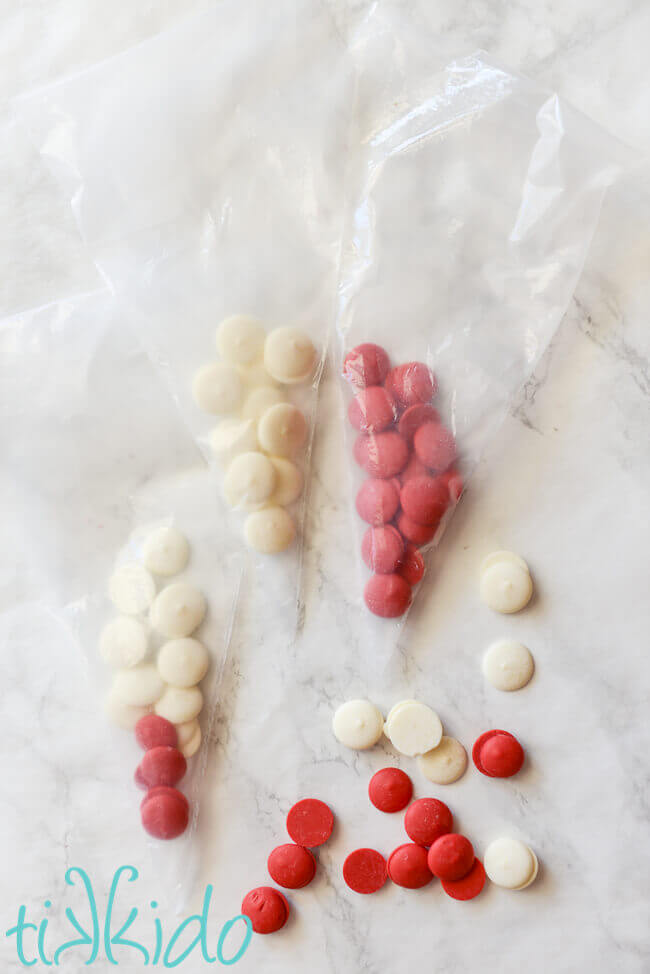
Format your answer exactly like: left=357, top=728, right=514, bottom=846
left=100, top=616, right=148, bottom=668
left=138, top=745, right=187, bottom=788
left=244, top=506, right=296, bottom=554
left=269, top=457, right=304, bottom=506
left=482, top=639, right=534, bottom=691
left=241, top=887, right=290, bottom=934
left=267, top=843, right=316, bottom=889
left=157, top=637, right=209, bottom=688
left=154, top=685, right=203, bottom=724
left=141, top=787, right=189, bottom=840
left=417, top=736, right=468, bottom=785
left=441, top=858, right=486, bottom=901
left=241, top=385, right=286, bottom=422
left=397, top=544, right=425, bottom=586
left=264, top=326, right=316, bottom=384
left=210, top=418, right=259, bottom=466
left=472, top=729, right=525, bottom=778
left=348, top=386, right=397, bottom=433
left=257, top=403, right=308, bottom=458
left=112, top=664, right=165, bottom=708
left=479, top=555, right=533, bottom=614
left=385, top=362, right=436, bottom=408
left=150, top=583, right=206, bottom=638
left=355, top=478, right=400, bottom=525
left=384, top=700, right=443, bottom=757
left=400, top=476, right=449, bottom=526
left=175, top=718, right=202, bottom=758
left=343, top=343, right=391, bottom=388
left=404, top=798, right=453, bottom=847
left=354, top=431, right=409, bottom=479
left=361, top=525, right=404, bottom=574
left=135, top=714, right=178, bottom=750
left=427, top=833, right=474, bottom=881
left=286, top=799, right=334, bottom=847
left=368, top=767, right=413, bottom=813
left=215, top=314, right=266, bottom=365
left=484, top=838, right=537, bottom=890
left=143, top=526, right=189, bottom=577
left=223, top=451, right=277, bottom=511
left=395, top=511, right=436, bottom=546
left=343, top=849, right=388, bottom=894
left=332, top=699, right=384, bottom=750
left=192, top=362, right=242, bottom=415
left=398, top=403, right=439, bottom=441
left=387, top=843, right=433, bottom=889
left=364, top=573, right=412, bottom=618
left=413, top=422, right=456, bottom=473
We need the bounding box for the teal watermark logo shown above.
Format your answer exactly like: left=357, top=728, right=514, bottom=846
left=5, top=866, right=252, bottom=967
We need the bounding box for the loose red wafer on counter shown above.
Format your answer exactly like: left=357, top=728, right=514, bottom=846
left=356, top=478, right=400, bottom=525
left=361, top=525, right=404, bottom=574
left=138, top=745, right=186, bottom=788
left=286, top=799, right=334, bottom=847
left=135, top=714, right=178, bottom=751
left=364, top=573, right=412, bottom=617
left=343, top=849, right=388, bottom=894
left=241, top=887, right=290, bottom=934
left=414, top=422, right=457, bottom=473
left=368, top=768, right=413, bottom=813
left=343, top=343, right=391, bottom=389
left=385, top=363, right=436, bottom=408
left=472, top=730, right=525, bottom=778
left=387, top=843, right=433, bottom=889
left=354, top=431, right=409, bottom=479
left=397, top=544, right=425, bottom=586
left=140, top=786, right=189, bottom=840
left=441, top=858, right=486, bottom=901
left=348, top=386, right=397, bottom=433
left=267, top=843, right=316, bottom=889
left=427, top=834, right=474, bottom=881
left=404, top=798, right=453, bottom=847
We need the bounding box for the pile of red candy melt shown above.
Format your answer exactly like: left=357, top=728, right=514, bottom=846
left=343, top=343, right=462, bottom=618
left=344, top=768, right=485, bottom=901
left=134, top=714, right=190, bottom=839
left=241, top=798, right=335, bottom=935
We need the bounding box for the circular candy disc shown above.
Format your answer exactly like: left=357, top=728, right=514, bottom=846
left=395, top=511, right=436, bottom=546
left=479, top=558, right=533, bottom=614
left=368, top=767, right=413, bottom=813
left=150, top=583, right=206, bottom=639
left=100, top=616, right=148, bottom=668
left=480, top=550, right=529, bottom=574
left=267, top=843, right=316, bottom=889
left=244, top=506, right=296, bottom=554
left=154, top=685, right=203, bottom=724
left=404, top=798, right=453, bottom=847
left=354, top=432, right=409, bottom=479
left=484, top=838, right=536, bottom=889
left=364, top=573, right=412, bottom=618
left=258, top=403, right=308, bottom=458
left=176, top=718, right=202, bottom=758
left=342, top=343, right=390, bottom=388
left=361, top=525, right=404, bottom=574
left=385, top=362, right=436, bottom=408
left=143, top=526, right=189, bottom=577
left=215, top=314, right=266, bottom=365
left=264, top=327, right=316, bottom=384
left=343, top=849, right=388, bottom=894
left=135, top=714, right=178, bottom=750
left=192, top=362, right=242, bottom=415
left=482, top=639, right=535, bottom=691
left=397, top=543, right=425, bottom=586
left=223, top=451, right=277, bottom=511
left=384, top=701, right=443, bottom=757
left=286, top=799, right=334, bottom=847
left=427, top=834, right=474, bottom=881
left=138, top=745, right=187, bottom=788
left=398, top=404, right=439, bottom=441
left=413, top=422, right=456, bottom=473
left=441, top=858, right=486, bottom=901
left=210, top=418, right=259, bottom=467
left=241, top=887, right=289, bottom=934
left=269, top=457, right=304, bottom=507
left=516, top=849, right=539, bottom=889
left=417, top=736, right=468, bottom=785
left=473, top=730, right=525, bottom=778
left=356, top=478, right=400, bottom=526
left=332, top=699, right=384, bottom=750
left=348, top=387, right=397, bottom=434
left=141, top=787, right=189, bottom=840
left=387, top=843, right=433, bottom=889
left=400, top=476, right=449, bottom=527
left=112, top=665, right=165, bottom=708
left=157, top=637, right=209, bottom=688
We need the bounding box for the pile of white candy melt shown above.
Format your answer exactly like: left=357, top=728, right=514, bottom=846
left=192, top=314, right=317, bottom=555
left=101, top=526, right=208, bottom=759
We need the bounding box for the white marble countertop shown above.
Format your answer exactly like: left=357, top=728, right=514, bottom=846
left=0, top=3, right=649, bottom=973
